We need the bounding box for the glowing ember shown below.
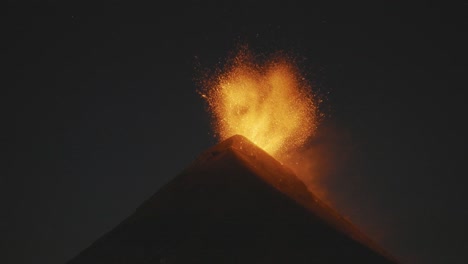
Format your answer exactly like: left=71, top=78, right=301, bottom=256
left=200, top=48, right=319, bottom=158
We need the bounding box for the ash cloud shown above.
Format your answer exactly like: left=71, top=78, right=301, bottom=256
left=283, top=120, right=398, bottom=260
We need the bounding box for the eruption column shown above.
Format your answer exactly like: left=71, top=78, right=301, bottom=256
left=200, top=48, right=319, bottom=159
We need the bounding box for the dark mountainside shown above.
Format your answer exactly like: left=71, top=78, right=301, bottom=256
left=67, top=135, right=397, bottom=263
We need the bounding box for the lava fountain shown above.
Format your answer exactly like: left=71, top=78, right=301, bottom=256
left=200, top=48, right=319, bottom=159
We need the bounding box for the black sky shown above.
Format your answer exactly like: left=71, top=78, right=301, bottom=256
left=2, top=1, right=468, bottom=264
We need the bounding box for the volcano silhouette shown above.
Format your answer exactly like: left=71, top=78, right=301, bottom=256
left=67, top=135, right=397, bottom=263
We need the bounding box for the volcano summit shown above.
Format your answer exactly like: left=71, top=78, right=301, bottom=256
left=67, top=135, right=397, bottom=263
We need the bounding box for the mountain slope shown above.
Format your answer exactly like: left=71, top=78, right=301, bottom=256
left=67, top=135, right=397, bottom=263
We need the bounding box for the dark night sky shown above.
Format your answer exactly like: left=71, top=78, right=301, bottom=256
left=2, top=1, right=467, bottom=263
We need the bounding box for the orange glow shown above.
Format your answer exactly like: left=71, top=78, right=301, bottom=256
left=200, top=48, right=319, bottom=159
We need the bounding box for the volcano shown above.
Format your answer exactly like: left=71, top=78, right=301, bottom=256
left=67, top=135, right=397, bottom=263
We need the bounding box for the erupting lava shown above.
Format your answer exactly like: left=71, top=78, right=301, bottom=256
left=200, top=48, right=319, bottom=158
